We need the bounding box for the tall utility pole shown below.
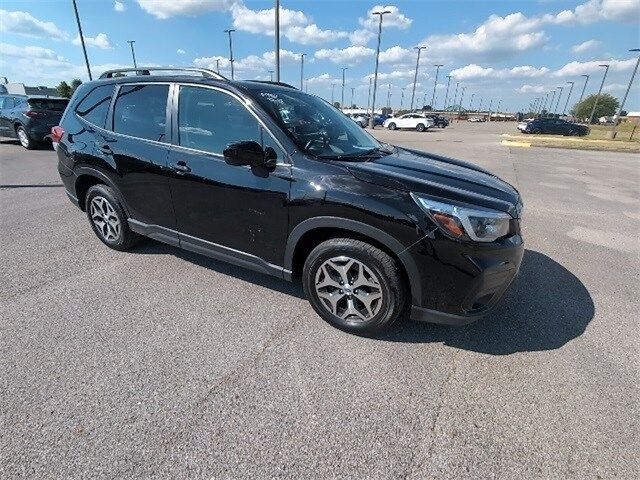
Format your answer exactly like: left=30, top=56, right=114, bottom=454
left=387, top=83, right=392, bottom=109
left=224, top=29, right=235, bottom=79
left=451, top=82, right=459, bottom=109
left=588, top=64, right=610, bottom=124
left=431, top=64, right=443, bottom=108
left=541, top=92, right=550, bottom=116
left=400, top=87, right=405, bottom=109
left=72, top=0, right=92, bottom=80
left=274, top=0, right=280, bottom=82
left=268, top=70, right=273, bottom=81
left=578, top=74, right=590, bottom=103
left=299, top=53, right=306, bottom=90
left=608, top=48, right=640, bottom=139
left=496, top=99, right=501, bottom=115
left=350, top=87, right=355, bottom=108
left=469, top=92, right=475, bottom=111
left=331, top=83, right=336, bottom=104
left=443, top=75, right=452, bottom=111
left=478, top=97, right=483, bottom=112
left=305, top=78, right=308, bottom=93
left=126, top=40, right=137, bottom=68
left=366, top=77, right=372, bottom=116
left=341, top=67, right=348, bottom=109
left=488, top=98, right=493, bottom=120
left=458, top=86, right=466, bottom=117
left=554, top=86, right=564, bottom=114
left=410, top=46, right=426, bottom=111
left=368, top=9, right=391, bottom=128
left=549, top=90, right=557, bottom=116
left=217, top=59, right=221, bottom=74
left=563, top=81, right=575, bottom=115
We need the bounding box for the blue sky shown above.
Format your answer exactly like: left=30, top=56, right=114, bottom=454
left=1, top=0, right=638, bottom=111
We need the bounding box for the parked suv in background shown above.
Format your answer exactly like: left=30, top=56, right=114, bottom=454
left=517, top=117, right=589, bottom=136
left=426, top=114, right=450, bottom=128
left=54, top=67, right=524, bottom=334
left=384, top=113, right=435, bottom=132
left=0, top=95, right=69, bottom=149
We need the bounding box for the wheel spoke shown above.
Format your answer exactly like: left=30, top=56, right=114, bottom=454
left=317, top=290, right=344, bottom=315
left=315, top=264, right=341, bottom=289
left=354, top=290, right=383, bottom=318
left=342, top=297, right=367, bottom=321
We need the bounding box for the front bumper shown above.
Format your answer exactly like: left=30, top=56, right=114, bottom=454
left=406, top=232, right=524, bottom=326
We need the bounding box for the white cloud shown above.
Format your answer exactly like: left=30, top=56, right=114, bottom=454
left=552, top=0, right=640, bottom=25
left=0, top=9, right=67, bottom=40
left=314, top=46, right=374, bottom=65
left=307, top=73, right=340, bottom=85
left=571, top=39, right=601, bottom=53
left=136, top=0, right=233, bottom=19
left=72, top=33, right=112, bottom=50
left=285, top=24, right=348, bottom=45
left=553, top=58, right=637, bottom=76
left=177, top=48, right=186, bottom=55
left=450, top=64, right=550, bottom=81
left=518, top=84, right=547, bottom=93
left=0, top=42, right=64, bottom=61
left=603, top=83, right=628, bottom=92
left=194, top=49, right=299, bottom=73
left=114, top=1, right=126, bottom=12
left=350, top=5, right=412, bottom=45
left=379, top=46, right=414, bottom=65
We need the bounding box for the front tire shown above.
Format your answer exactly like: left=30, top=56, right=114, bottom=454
left=85, top=184, right=140, bottom=251
left=416, top=123, right=426, bottom=132
left=387, top=122, right=396, bottom=130
left=303, top=238, right=407, bottom=334
left=16, top=126, right=35, bottom=149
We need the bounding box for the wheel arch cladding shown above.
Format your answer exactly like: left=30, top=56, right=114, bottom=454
left=74, top=169, right=129, bottom=216
left=285, top=217, right=423, bottom=305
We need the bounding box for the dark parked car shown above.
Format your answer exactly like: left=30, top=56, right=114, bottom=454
left=372, top=114, right=389, bottom=126
left=0, top=94, right=69, bottom=149
left=54, top=67, right=524, bottom=334
left=517, top=117, right=589, bottom=136
left=426, top=114, right=449, bottom=128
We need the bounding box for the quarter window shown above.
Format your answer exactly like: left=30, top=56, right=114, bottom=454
left=113, top=84, right=169, bottom=142
left=177, top=86, right=261, bottom=154
left=75, top=85, right=113, bottom=128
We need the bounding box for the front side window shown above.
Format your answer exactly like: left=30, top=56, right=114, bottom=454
left=75, top=85, right=112, bottom=128
left=113, top=84, right=169, bottom=142
left=177, top=86, right=261, bottom=154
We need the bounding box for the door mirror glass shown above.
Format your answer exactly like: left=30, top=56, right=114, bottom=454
left=223, top=140, right=265, bottom=167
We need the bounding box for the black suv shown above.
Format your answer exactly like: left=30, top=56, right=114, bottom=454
left=0, top=94, right=69, bottom=149
left=427, top=114, right=450, bottom=128
left=518, top=117, right=589, bottom=136
left=54, top=67, right=524, bottom=334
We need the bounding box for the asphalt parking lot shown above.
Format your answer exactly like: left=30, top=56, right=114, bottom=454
left=1, top=121, right=638, bottom=478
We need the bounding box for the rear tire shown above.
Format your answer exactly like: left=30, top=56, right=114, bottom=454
left=16, top=126, right=35, bottom=150
left=303, top=238, right=407, bottom=334
left=387, top=122, right=396, bottom=130
left=85, top=184, right=140, bottom=251
left=416, top=123, right=426, bottom=132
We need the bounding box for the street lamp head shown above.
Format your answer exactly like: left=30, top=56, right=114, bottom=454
left=224, top=29, right=235, bottom=33
left=581, top=74, right=589, bottom=77
left=598, top=64, right=609, bottom=67
left=434, top=64, right=444, bottom=67
left=567, top=81, right=574, bottom=85
left=629, top=48, right=640, bottom=52
left=414, top=45, right=426, bottom=51
left=372, top=10, right=392, bottom=15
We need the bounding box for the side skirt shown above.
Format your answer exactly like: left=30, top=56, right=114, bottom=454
left=128, top=219, right=291, bottom=280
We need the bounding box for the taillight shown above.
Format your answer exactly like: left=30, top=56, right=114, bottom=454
left=24, top=110, right=47, bottom=118
left=51, top=126, right=64, bottom=143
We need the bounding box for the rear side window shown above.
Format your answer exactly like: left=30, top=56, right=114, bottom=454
left=75, top=85, right=113, bottom=128
left=28, top=98, right=69, bottom=111
left=113, top=84, right=169, bottom=142
left=177, top=86, right=261, bottom=154
left=2, top=97, right=16, bottom=109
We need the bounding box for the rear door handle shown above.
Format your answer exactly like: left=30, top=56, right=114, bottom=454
left=171, top=161, right=191, bottom=174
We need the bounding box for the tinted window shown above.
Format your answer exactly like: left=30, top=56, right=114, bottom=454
left=113, top=84, right=168, bottom=142
left=75, top=85, right=113, bottom=127
left=178, top=86, right=261, bottom=154
left=28, top=98, right=69, bottom=111
left=2, top=97, right=16, bottom=109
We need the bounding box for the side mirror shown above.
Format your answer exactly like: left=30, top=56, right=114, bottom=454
left=223, top=140, right=265, bottom=167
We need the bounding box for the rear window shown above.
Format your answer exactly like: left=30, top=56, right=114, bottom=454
left=28, top=99, right=69, bottom=111
left=75, top=85, right=114, bottom=128
left=113, top=84, right=169, bottom=142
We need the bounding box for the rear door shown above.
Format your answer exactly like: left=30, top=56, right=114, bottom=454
left=0, top=96, right=16, bottom=135
left=101, top=82, right=177, bottom=239
left=167, top=84, right=291, bottom=268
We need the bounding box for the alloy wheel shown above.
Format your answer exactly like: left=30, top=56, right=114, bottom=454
left=314, top=256, right=384, bottom=322
left=90, top=196, right=121, bottom=242
left=17, top=128, right=29, bottom=148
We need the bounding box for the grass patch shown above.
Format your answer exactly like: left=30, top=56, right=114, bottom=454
left=503, top=132, right=640, bottom=153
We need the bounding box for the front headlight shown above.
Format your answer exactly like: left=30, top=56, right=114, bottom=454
left=411, top=194, right=512, bottom=242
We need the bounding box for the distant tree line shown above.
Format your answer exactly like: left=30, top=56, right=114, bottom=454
left=56, top=79, right=82, bottom=98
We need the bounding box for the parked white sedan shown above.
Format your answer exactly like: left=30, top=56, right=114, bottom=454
left=383, top=113, right=435, bottom=132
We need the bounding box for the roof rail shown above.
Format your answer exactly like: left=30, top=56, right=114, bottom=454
left=245, top=80, right=298, bottom=90
left=99, top=67, right=227, bottom=80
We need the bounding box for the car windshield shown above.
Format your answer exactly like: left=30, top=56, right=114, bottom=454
left=251, top=88, right=384, bottom=159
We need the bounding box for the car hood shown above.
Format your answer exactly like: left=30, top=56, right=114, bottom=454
left=343, top=146, right=521, bottom=216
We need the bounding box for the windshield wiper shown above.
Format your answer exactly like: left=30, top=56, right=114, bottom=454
left=318, top=146, right=393, bottom=160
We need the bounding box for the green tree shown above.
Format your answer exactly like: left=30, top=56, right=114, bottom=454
left=70, top=79, right=82, bottom=94
left=571, top=93, right=619, bottom=122
left=56, top=81, right=72, bottom=98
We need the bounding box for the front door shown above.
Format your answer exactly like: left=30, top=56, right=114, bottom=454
left=167, top=85, right=291, bottom=269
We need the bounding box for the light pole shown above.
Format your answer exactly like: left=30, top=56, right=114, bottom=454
left=588, top=64, right=609, bottom=125
left=578, top=74, right=590, bottom=103
left=451, top=82, right=459, bottom=109
left=458, top=86, right=466, bottom=117
left=368, top=9, right=391, bottom=128
left=478, top=97, right=483, bottom=112
left=331, top=83, right=336, bottom=104
left=387, top=83, right=392, bottom=109
left=300, top=53, right=306, bottom=90
left=126, top=40, right=137, bottom=68
left=72, top=0, right=92, bottom=80
left=305, top=78, right=309, bottom=93
left=431, top=64, right=443, bottom=108
left=410, top=46, right=426, bottom=111
left=563, top=81, right=575, bottom=115
left=366, top=77, right=372, bottom=117
left=488, top=98, right=493, bottom=120
left=350, top=87, right=355, bottom=108
left=554, top=86, right=563, bottom=114
left=400, top=87, right=405, bottom=109
left=549, top=90, right=556, bottom=116
left=216, top=59, right=220, bottom=74
left=224, top=29, right=235, bottom=79
left=274, top=0, right=280, bottom=82
left=341, top=67, right=348, bottom=109
left=608, top=49, right=640, bottom=139
left=541, top=92, right=549, bottom=116
left=469, top=92, right=475, bottom=111
left=268, top=70, right=273, bottom=81
left=443, top=75, right=452, bottom=111
left=496, top=99, right=502, bottom=117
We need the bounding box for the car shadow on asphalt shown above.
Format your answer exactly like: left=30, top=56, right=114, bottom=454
left=130, top=244, right=593, bottom=355
left=374, top=249, right=595, bottom=354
